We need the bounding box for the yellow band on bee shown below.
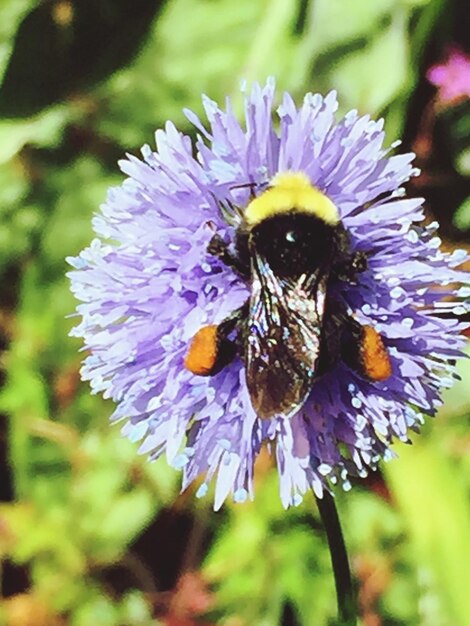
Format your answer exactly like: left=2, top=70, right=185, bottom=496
left=244, top=172, right=340, bottom=227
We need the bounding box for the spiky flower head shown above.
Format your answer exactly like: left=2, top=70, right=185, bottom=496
left=68, top=80, right=468, bottom=509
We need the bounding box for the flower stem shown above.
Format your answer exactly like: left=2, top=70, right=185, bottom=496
left=315, top=491, right=357, bottom=625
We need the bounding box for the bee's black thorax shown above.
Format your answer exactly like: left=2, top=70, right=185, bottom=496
left=237, top=212, right=341, bottom=279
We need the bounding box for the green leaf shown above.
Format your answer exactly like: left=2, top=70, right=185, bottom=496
left=96, top=0, right=296, bottom=146
left=0, top=106, right=70, bottom=164
left=308, top=0, right=400, bottom=50
left=384, top=437, right=470, bottom=625
left=321, top=9, right=410, bottom=114
left=0, top=0, right=37, bottom=82
left=39, top=156, right=120, bottom=268
left=455, top=148, right=470, bottom=178
left=0, top=0, right=163, bottom=117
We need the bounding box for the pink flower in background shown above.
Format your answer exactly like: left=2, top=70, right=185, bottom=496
left=427, top=48, right=470, bottom=105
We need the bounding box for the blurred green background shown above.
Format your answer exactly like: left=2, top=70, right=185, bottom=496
left=1, top=1, right=469, bottom=625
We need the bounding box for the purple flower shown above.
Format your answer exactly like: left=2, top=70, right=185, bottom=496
left=68, top=80, right=468, bottom=509
left=427, top=48, right=470, bottom=105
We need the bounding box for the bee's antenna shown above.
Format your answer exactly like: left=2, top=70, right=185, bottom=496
left=229, top=181, right=258, bottom=199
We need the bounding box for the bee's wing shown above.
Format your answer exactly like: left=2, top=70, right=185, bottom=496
left=245, top=254, right=328, bottom=419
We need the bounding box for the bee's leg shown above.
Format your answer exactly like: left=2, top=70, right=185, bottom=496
left=332, top=251, right=368, bottom=282
left=216, top=300, right=249, bottom=342
left=317, top=306, right=344, bottom=375
left=340, top=315, right=392, bottom=382
left=207, top=234, right=250, bottom=278
left=332, top=223, right=368, bottom=282
left=318, top=302, right=392, bottom=381
left=184, top=301, right=248, bottom=376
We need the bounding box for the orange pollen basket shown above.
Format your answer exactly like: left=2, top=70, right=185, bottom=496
left=361, top=325, right=392, bottom=381
left=184, top=325, right=219, bottom=376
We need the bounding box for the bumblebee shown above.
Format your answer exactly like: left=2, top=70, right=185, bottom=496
left=184, top=172, right=391, bottom=419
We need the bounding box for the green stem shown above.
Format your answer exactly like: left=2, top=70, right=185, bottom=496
left=315, top=491, right=357, bottom=625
